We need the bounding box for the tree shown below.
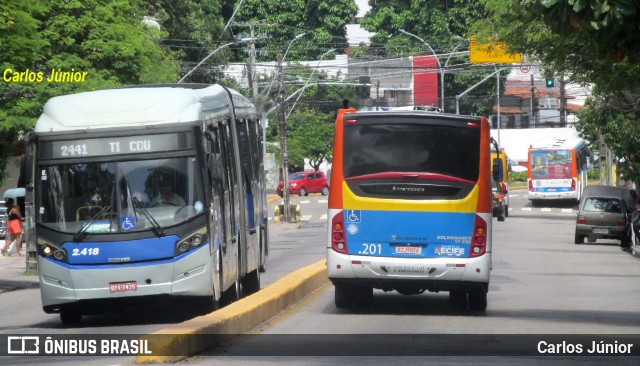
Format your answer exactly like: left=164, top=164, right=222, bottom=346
left=479, top=0, right=640, bottom=184
left=0, top=0, right=179, bottom=185
left=154, top=0, right=229, bottom=83
left=231, top=0, right=357, bottom=61
left=286, top=109, right=335, bottom=171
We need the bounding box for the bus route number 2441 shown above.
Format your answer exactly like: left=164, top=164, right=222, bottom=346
left=61, top=144, right=88, bottom=156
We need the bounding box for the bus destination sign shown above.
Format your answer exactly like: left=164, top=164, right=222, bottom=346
left=41, top=133, right=193, bottom=159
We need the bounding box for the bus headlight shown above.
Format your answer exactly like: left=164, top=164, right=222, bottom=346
left=37, top=238, right=68, bottom=263
left=175, top=227, right=208, bottom=256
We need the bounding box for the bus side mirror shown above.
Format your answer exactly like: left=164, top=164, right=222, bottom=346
left=492, top=158, right=503, bottom=182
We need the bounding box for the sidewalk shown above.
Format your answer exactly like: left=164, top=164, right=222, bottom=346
left=0, top=243, right=39, bottom=294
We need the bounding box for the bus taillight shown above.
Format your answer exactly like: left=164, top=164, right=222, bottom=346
left=331, top=211, right=348, bottom=254
left=470, top=215, right=487, bottom=258
left=528, top=179, right=533, bottom=191
left=571, top=178, right=576, bottom=191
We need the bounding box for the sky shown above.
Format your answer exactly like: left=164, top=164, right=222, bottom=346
left=355, top=0, right=371, bottom=18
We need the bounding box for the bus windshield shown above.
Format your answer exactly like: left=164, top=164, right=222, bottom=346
left=530, top=149, right=572, bottom=179
left=343, top=121, right=480, bottom=182
left=37, top=156, right=204, bottom=233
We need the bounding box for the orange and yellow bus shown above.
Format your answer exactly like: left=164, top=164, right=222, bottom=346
left=326, top=106, right=501, bottom=311
left=527, top=137, right=590, bottom=204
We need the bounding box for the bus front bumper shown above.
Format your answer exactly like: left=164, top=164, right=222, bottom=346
left=38, top=249, right=213, bottom=311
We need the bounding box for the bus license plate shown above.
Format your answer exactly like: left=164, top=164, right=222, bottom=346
left=394, top=245, right=422, bottom=254
left=592, top=228, right=609, bottom=234
left=109, top=281, right=138, bottom=293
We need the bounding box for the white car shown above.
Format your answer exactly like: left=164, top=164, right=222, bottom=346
left=508, top=159, right=527, bottom=172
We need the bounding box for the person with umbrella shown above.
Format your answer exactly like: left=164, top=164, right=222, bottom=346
left=1, top=198, right=22, bottom=256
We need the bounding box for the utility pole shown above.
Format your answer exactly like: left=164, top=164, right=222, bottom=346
left=530, top=74, right=535, bottom=128
left=559, top=72, right=566, bottom=127
left=276, top=54, right=291, bottom=222
left=248, top=24, right=258, bottom=99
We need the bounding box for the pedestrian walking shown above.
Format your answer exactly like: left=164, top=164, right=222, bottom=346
left=1, top=198, right=23, bottom=256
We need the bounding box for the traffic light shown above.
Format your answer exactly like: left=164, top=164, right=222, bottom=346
left=545, top=78, right=554, bottom=88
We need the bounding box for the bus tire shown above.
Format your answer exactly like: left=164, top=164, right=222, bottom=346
left=449, top=291, right=467, bottom=311
left=60, top=309, right=82, bottom=325
left=468, top=292, right=487, bottom=311
left=334, top=284, right=353, bottom=308
left=242, top=269, right=261, bottom=296
left=353, top=286, right=373, bottom=309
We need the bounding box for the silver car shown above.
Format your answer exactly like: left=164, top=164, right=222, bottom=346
left=575, top=195, right=630, bottom=245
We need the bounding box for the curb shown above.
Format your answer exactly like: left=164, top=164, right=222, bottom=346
left=135, top=259, right=328, bottom=363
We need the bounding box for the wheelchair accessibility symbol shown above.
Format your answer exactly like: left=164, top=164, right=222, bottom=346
left=347, top=210, right=361, bottom=223
left=121, top=216, right=135, bottom=231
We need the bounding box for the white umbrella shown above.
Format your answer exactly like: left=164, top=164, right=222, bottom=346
left=2, top=188, right=26, bottom=199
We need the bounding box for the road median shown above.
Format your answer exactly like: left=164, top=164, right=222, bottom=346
left=135, top=259, right=328, bottom=363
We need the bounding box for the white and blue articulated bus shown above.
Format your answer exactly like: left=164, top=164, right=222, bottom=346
left=21, top=84, right=268, bottom=324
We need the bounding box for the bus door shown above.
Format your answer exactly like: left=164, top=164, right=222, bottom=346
left=210, top=120, right=239, bottom=286
left=237, top=118, right=256, bottom=233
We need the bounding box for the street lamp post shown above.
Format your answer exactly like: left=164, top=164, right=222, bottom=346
left=441, top=36, right=466, bottom=112
left=285, top=48, right=336, bottom=121
left=263, top=33, right=306, bottom=100
left=399, top=29, right=442, bottom=110
left=177, top=39, right=251, bottom=83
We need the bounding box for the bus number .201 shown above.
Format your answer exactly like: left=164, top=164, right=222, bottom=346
left=359, top=243, right=382, bottom=255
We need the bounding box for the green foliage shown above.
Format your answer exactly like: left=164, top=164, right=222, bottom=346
left=587, top=167, right=600, bottom=181
left=478, top=0, right=640, bottom=187
left=232, top=0, right=357, bottom=61
left=576, top=96, right=640, bottom=185
left=0, top=0, right=180, bottom=185
left=154, top=0, right=226, bottom=83
left=286, top=109, right=335, bottom=171
left=509, top=171, right=527, bottom=182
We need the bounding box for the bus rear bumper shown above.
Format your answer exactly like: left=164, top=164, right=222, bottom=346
left=38, top=250, right=213, bottom=312
left=326, top=250, right=490, bottom=292
left=528, top=191, right=577, bottom=200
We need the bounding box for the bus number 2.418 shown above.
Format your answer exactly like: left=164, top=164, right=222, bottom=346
left=72, top=248, right=100, bottom=256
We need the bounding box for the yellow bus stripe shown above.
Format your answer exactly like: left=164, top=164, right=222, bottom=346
left=341, top=181, right=479, bottom=213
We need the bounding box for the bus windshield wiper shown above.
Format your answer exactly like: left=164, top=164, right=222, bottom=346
left=131, top=197, right=164, bottom=236
left=73, top=205, right=111, bottom=241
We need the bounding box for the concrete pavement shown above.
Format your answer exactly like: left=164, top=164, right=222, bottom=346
left=0, top=240, right=39, bottom=294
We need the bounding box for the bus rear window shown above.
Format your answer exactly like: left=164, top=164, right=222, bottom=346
left=343, top=120, right=480, bottom=182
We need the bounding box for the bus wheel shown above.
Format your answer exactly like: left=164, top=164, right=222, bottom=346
left=60, top=309, right=82, bottom=325
left=242, top=269, right=261, bottom=296
left=334, top=284, right=353, bottom=308
left=468, top=292, right=487, bottom=311
left=353, top=286, right=373, bottom=309
left=449, top=291, right=467, bottom=311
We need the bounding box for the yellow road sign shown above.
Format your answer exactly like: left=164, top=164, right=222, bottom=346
left=469, top=37, right=521, bottom=64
